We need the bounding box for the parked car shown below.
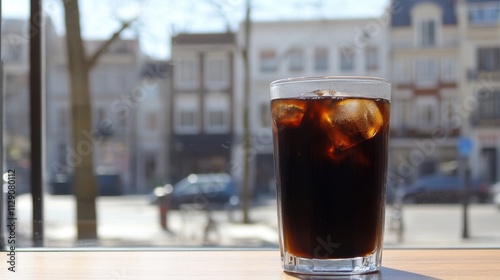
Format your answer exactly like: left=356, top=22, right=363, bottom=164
left=50, top=173, right=124, bottom=196
left=490, top=181, right=500, bottom=209
left=166, top=173, right=239, bottom=210
left=401, top=175, right=490, bottom=204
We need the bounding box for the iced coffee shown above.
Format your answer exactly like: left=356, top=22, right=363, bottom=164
left=270, top=77, right=390, bottom=275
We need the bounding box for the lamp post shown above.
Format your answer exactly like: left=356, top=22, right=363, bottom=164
left=458, top=137, right=473, bottom=239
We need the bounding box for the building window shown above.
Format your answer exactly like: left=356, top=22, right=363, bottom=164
left=174, top=56, right=199, bottom=90
left=119, top=109, right=127, bottom=128
left=469, top=4, right=500, bottom=25
left=260, top=103, right=270, bottom=128
left=415, top=58, right=438, bottom=87
left=259, top=50, right=277, bottom=72
left=365, top=47, right=378, bottom=71
left=58, top=108, right=67, bottom=128
left=340, top=47, right=355, bottom=71
left=288, top=48, right=304, bottom=72
left=392, top=98, right=413, bottom=131
left=394, top=60, right=412, bottom=84
left=415, top=96, right=438, bottom=129
left=441, top=98, right=457, bottom=128
left=204, top=54, right=230, bottom=90
left=144, top=152, right=157, bottom=183
left=477, top=48, right=500, bottom=72
left=179, top=111, right=197, bottom=130
left=97, top=107, right=106, bottom=125
left=477, top=90, right=500, bottom=121
left=314, top=47, right=328, bottom=72
left=207, top=111, right=225, bottom=129
left=441, top=57, right=457, bottom=83
left=419, top=20, right=436, bottom=47
left=146, top=112, right=158, bottom=130
left=204, top=93, right=230, bottom=133
left=174, top=94, right=200, bottom=134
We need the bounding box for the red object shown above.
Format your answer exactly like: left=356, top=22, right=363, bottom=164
left=159, top=204, right=169, bottom=230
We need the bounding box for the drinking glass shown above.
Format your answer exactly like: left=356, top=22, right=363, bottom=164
left=270, top=76, right=391, bottom=275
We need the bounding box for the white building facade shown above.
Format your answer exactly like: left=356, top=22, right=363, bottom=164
left=457, top=0, right=500, bottom=184
left=234, top=18, right=390, bottom=197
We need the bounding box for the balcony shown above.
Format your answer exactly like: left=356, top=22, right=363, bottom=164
left=468, top=69, right=500, bottom=82
left=391, top=127, right=460, bottom=139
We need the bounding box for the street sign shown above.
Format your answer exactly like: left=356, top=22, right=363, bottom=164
left=458, top=137, right=473, bottom=158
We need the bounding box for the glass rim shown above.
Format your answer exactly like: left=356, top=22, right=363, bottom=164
left=270, top=76, right=391, bottom=101
left=270, top=76, right=390, bottom=86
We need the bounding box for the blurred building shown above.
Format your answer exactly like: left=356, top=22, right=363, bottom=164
left=1, top=18, right=58, bottom=193
left=2, top=17, right=171, bottom=195
left=134, top=60, right=172, bottom=191
left=389, top=0, right=500, bottom=184
left=46, top=37, right=143, bottom=194
left=234, top=19, right=390, bottom=197
left=389, top=0, right=462, bottom=181
left=169, top=32, right=236, bottom=183
left=45, top=35, right=172, bottom=194
left=457, top=0, right=500, bottom=184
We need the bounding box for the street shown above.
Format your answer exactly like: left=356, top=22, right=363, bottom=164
left=13, top=194, right=500, bottom=248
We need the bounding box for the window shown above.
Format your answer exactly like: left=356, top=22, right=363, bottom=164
left=288, top=48, right=304, bottom=72
left=391, top=98, right=413, bottom=130
left=477, top=48, right=500, bottom=72
left=314, top=47, right=329, bottom=72
left=179, top=111, right=197, bottom=131
left=204, top=54, right=230, bottom=90
left=97, top=107, right=106, bottom=125
left=7, top=0, right=500, bottom=253
left=260, top=103, right=271, bottom=128
left=204, top=93, right=230, bottom=133
left=440, top=97, right=457, bottom=128
left=365, top=46, right=378, bottom=70
left=144, top=152, right=157, bottom=182
left=469, top=4, right=500, bottom=25
left=175, top=56, right=199, bottom=89
left=259, top=50, right=277, bottom=72
left=415, top=96, right=438, bottom=129
left=415, top=58, right=438, bottom=87
left=441, top=57, right=458, bottom=83
left=477, top=90, right=500, bottom=121
left=174, top=94, right=200, bottom=134
left=146, top=112, right=158, bottom=130
left=419, top=20, right=436, bottom=47
left=339, top=47, right=355, bottom=71
left=58, top=108, right=68, bottom=129
left=394, top=60, right=412, bottom=84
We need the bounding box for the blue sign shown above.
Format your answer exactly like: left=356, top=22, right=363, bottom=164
left=458, top=137, right=473, bottom=158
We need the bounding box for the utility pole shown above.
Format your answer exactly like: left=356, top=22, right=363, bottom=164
left=458, top=137, right=473, bottom=239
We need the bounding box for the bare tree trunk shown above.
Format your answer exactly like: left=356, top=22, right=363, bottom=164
left=63, top=0, right=134, bottom=240
left=63, top=0, right=98, bottom=240
left=241, top=0, right=252, bottom=224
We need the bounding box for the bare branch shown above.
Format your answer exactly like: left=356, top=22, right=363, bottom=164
left=86, top=18, right=136, bottom=69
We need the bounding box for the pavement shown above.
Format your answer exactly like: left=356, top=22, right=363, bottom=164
left=11, top=194, right=500, bottom=249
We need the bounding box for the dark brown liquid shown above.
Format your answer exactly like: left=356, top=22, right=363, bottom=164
left=272, top=96, right=390, bottom=259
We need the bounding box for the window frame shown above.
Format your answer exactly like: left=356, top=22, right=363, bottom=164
left=259, top=49, right=278, bottom=72
left=339, top=47, right=355, bottom=71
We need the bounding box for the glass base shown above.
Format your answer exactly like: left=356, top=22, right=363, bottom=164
left=282, top=249, right=381, bottom=275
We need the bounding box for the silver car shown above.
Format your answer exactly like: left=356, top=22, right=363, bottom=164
left=491, top=181, right=500, bottom=208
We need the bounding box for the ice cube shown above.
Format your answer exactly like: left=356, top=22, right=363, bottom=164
left=320, top=99, right=383, bottom=153
left=313, top=89, right=337, bottom=96
left=271, top=99, right=307, bottom=131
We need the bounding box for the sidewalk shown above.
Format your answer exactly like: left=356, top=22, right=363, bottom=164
left=13, top=194, right=500, bottom=248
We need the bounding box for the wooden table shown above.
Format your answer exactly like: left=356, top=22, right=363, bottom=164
left=2, top=249, right=499, bottom=279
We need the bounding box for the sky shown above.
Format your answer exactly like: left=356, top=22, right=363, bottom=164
left=2, top=0, right=390, bottom=59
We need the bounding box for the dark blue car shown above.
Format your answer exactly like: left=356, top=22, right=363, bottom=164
left=402, top=175, right=490, bottom=204
left=168, top=173, right=239, bottom=210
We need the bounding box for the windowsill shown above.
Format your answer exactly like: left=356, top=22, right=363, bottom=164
left=2, top=248, right=500, bottom=279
